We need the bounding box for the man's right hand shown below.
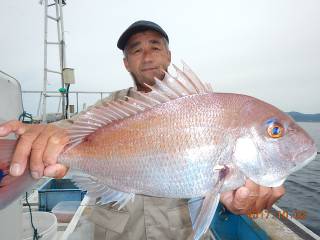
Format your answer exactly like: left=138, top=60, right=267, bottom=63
left=0, top=120, right=69, bottom=179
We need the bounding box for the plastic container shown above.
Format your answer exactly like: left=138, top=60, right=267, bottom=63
left=52, top=201, right=81, bottom=223
left=38, top=178, right=86, bottom=211
left=22, top=211, right=57, bottom=240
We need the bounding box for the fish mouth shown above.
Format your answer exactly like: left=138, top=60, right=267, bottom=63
left=261, top=150, right=317, bottom=187
left=288, top=151, right=317, bottom=175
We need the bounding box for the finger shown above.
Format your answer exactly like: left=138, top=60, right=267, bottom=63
left=255, top=186, right=272, bottom=212
left=0, top=120, right=29, bottom=137
left=220, top=191, right=234, bottom=209
left=220, top=187, right=250, bottom=214
left=43, top=130, right=69, bottom=166
left=242, top=179, right=260, bottom=213
left=10, top=125, right=46, bottom=176
left=44, top=164, right=68, bottom=178
left=244, top=179, right=260, bottom=197
left=267, top=186, right=285, bottom=209
left=231, top=187, right=250, bottom=214
left=29, top=125, right=58, bottom=179
left=220, top=191, right=240, bottom=214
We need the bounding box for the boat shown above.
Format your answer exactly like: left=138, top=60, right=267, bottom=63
left=0, top=70, right=25, bottom=240
left=21, top=175, right=320, bottom=240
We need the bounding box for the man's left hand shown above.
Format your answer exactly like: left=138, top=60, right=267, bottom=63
left=220, top=179, right=285, bottom=215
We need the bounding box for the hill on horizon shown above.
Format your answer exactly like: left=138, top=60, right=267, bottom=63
left=286, top=111, right=320, bottom=122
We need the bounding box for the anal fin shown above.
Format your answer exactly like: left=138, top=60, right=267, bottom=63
left=71, top=175, right=135, bottom=210
left=99, top=191, right=135, bottom=210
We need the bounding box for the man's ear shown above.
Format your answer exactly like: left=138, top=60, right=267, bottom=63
left=167, top=50, right=171, bottom=63
left=123, top=57, right=130, bottom=72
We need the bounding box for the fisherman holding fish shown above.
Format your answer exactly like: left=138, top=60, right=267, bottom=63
left=0, top=21, right=293, bottom=239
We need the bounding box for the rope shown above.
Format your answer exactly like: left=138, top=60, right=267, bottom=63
left=25, top=192, right=40, bottom=240
left=19, top=111, right=33, bottom=123
left=65, top=84, right=70, bottom=119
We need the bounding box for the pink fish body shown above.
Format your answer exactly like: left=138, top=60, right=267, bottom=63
left=0, top=63, right=317, bottom=240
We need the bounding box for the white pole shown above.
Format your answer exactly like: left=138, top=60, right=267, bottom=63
left=59, top=0, right=68, bottom=119
left=59, top=0, right=67, bottom=68
left=55, top=0, right=65, bottom=118
left=59, top=196, right=91, bottom=240
left=42, top=0, right=49, bottom=123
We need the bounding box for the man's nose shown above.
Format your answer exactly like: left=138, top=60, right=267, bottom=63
left=142, top=49, right=153, bottom=63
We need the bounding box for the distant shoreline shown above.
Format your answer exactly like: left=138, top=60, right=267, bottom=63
left=296, top=120, right=320, bottom=123
left=286, top=112, right=320, bottom=122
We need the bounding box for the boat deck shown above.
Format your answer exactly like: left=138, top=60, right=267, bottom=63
left=23, top=178, right=320, bottom=240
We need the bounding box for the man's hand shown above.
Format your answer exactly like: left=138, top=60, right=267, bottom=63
left=0, top=120, right=69, bottom=179
left=220, top=179, right=285, bottom=215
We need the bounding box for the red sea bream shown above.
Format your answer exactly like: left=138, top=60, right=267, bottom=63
left=0, top=63, right=317, bottom=240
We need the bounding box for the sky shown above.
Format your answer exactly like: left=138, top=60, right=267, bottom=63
left=0, top=0, right=319, bottom=115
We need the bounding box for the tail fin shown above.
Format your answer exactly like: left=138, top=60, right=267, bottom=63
left=0, top=139, right=36, bottom=209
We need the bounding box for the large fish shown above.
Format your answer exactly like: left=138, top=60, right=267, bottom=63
left=0, top=63, right=317, bottom=240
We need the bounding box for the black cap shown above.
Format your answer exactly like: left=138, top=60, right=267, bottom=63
left=117, top=20, right=169, bottom=50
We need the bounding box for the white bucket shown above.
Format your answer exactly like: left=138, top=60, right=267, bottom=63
left=22, top=211, right=58, bottom=240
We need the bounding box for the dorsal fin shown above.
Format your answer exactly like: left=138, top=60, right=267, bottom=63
left=66, top=62, right=213, bottom=150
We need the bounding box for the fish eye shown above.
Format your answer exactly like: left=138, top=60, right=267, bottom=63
left=267, top=123, right=284, bottom=138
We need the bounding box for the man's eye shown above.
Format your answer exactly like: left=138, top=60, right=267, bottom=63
left=133, top=49, right=141, bottom=54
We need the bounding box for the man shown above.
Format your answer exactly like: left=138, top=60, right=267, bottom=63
left=0, top=20, right=285, bottom=239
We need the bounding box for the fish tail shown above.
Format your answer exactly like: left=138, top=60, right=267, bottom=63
left=0, top=139, right=36, bottom=209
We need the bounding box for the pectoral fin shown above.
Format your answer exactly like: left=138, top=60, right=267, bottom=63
left=188, top=197, right=204, bottom=227
left=188, top=166, right=229, bottom=240
left=188, top=192, right=220, bottom=240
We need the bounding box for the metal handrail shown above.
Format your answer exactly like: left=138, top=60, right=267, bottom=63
left=22, top=90, right=111, bottom=116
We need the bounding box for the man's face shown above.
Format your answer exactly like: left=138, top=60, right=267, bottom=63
left=123, top=30, right=171, bottom=91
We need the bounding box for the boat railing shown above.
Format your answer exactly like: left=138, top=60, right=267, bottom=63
left=22, top=90, right=112, bottom=120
